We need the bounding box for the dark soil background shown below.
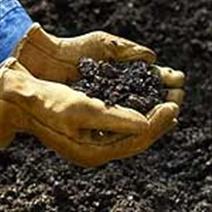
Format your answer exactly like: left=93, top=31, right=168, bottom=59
left=0, top=0, right=212, bottom=211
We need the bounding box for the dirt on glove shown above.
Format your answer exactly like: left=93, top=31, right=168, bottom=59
left=71, top=58, right=166, bottom=114
left=0, top=0, right=211, bottom=212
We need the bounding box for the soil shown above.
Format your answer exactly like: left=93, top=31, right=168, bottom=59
left=71, top=58, right=166, bottom=114
left=0, top=0, right=212, bottom=211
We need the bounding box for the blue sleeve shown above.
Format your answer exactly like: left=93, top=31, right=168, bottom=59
left=0, top=0, right=33, bottom=62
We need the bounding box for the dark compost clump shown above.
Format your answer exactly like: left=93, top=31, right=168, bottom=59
left=71, top=58, right=166, bottom=114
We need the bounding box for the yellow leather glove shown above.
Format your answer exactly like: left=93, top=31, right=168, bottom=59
left=0, top=23, right=185, bottom=167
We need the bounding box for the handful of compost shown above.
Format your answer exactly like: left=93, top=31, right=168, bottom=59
left=0, top=23, right=185, bottom=167
left=71, top=58, right=167, bottom=114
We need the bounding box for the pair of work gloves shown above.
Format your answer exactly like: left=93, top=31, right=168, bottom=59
left=0, top=23, right=185, bottom=167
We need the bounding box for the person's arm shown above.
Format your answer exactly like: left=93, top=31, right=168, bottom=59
left=0, top=0, right=32, bottom=62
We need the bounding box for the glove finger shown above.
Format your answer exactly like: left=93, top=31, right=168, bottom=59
left=30, top=116, right=146, bottom=167
left=166, top=88, right=185, bottom=106
left=72, top=31, right=156, bottom=64
left=150, top=65, right=185, bottom=88
left=71, top=96, right=148, bottom=134
left=77, top=102, right=180, bottom=159
left=111, top=102, right=179, bottom=159
left=29, top=117, right=105, bottom=167
left=146, top=102, right=179, bottom=142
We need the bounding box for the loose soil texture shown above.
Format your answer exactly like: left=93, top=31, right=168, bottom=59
left=71, top=58, right=166, bottom=114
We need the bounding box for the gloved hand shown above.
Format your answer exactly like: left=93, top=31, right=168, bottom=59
left=12, top=23, right=156, bottom=83
left=0, top=24, right=185, bottom=167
